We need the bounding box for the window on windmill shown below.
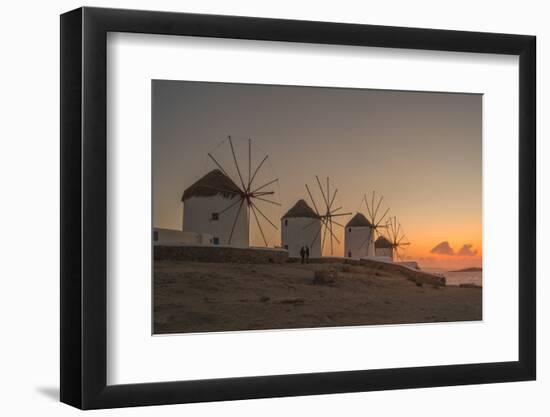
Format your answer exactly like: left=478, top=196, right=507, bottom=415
left=284, top=219, right=288, bottom=226
left=211, top=212, right=219, bottom=221
left=348, top=228, right=352, bottom=233
left=213, top=237, right=220, bottom=245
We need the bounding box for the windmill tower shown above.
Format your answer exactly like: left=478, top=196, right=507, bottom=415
left=181, top=135, right=280, bottom=247
left=374, top=235, right=393, bottom=259
left=281, top=199, right=322, bottom=258
left=361, top=191, right=390, bottom=257
left=344, top=191, right=390, bottom=258
left=385, top=216, right=411, bottom=261
left=344, top=213, right=372, bottom=259
left=302, top=176, right=352, bottom=256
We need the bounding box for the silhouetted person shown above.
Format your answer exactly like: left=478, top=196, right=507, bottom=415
left=300, top=246, right=306, bottom=264
left=305, top=246, right=310, bottom=263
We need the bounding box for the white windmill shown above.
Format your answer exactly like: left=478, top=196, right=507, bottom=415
left=281, top=199, right=322, bottom=258
left=182, top=135, right=280, bottom=247
left=302, top=176, right=352, bottom=256
left=345, top=191, right=390, bottom=258
left=384, top=215, right=411, bottom=261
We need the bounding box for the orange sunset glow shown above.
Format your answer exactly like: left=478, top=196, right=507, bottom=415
left=153, top=81, right=482, bottom=270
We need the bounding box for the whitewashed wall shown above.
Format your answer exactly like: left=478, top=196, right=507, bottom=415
left=153, top=228, right=212, bottom=245
left=375, top=247, right=393, bottom=259
left=183, top=195, right=249, bottom=247
left=344, top=226, right=373, bottom=258
left=281, top=217, right=322, bottom=258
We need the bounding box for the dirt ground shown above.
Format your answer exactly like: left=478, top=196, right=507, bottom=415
left=153, top=260, right=482, bottom=334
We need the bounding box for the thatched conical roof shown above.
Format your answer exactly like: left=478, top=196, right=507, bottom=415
left=345, top=213, right=372, bottom=228
left=375, top=236, right=392, bottom=249
left=282, top=199, right=319, bottom=219
left=181, top=169, right=242, bottom=201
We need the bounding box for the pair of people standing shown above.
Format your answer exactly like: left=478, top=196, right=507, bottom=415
left=299, top=246, right=310, bottom=264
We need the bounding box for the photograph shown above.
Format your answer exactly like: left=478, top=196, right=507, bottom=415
left=152, top=80, right=483, bottom=335
left=53, top=4, right=539, bottom=411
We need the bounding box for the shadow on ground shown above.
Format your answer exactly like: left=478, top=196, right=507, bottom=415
left=36, top=386, right=59, bottom=401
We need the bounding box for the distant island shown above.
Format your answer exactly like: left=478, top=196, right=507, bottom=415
left=450, top=267, right=482, bottom=273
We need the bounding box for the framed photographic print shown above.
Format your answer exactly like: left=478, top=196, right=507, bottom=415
left=60, top=7, right=536, bottom=409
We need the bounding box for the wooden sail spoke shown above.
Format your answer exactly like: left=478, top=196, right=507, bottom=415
left=331, top=219, right=344, bottom=228
left=316, top=175, right=330, bottom=209
left=250, top=205, right=268, bottom=247
left=249, top=155, right=269, bottom=190
left=228, top=199, right=245, bottom=245
left=251, top=201, right=278, bottom=230
left=207, top=153, right=232, bottom=184
left=364, top=194, right=373, bottom=220
left=247, top=138, right=251, bottom=191
left=329, top=188, right=338, bottom=210
left=328, top=212, right=353, bottom=217
left=302, top=219, right=318, bottom=230
left=305, top=184, right=321, bottom=216
left=200, top=184, right=242, bottom=195
left=228, top=135, right=247, bottom=191
left=218, top=198, right=243, bottom=216
left=310, top=221, right=323, bottom=247
left=373, top=195, right=384, bottom=223
left=326, top=221, right=340, bottom=245
left=253, top=196, right=282, bottom=206
left=251, top=178, right=279, bottom=194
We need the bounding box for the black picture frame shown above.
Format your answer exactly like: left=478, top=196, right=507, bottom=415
left=60, top=6, right=536, bottom=410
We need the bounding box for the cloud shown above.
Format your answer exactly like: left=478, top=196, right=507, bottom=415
left=457, top=244, right=478, bottom=256
left=430, top=241, right=455, bottom=256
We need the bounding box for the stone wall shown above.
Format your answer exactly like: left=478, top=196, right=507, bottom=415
left=287, top=256, right=362, bottom=265
left=359, top=258, right=446, bottom=286
left=154, top=245, right=289, bottom=264
left=287, top=256, right=445, bottom=286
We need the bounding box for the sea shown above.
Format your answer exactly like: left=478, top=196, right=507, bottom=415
left=423, top=268, right=483, bottom=287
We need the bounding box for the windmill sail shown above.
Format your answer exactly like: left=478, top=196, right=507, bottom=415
left=385, top=216, right=411, bottom=261
left=206, top=135, right=280, bottom=247
left=304, top=176, right=351, bottom=256
left=359, top=191, right=389, bottom=256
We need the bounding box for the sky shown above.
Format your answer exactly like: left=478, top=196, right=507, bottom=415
left=152, top=80, right=482, bottom=269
